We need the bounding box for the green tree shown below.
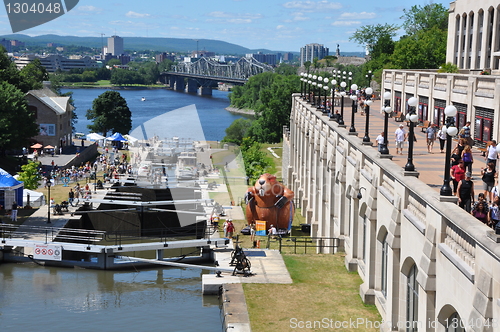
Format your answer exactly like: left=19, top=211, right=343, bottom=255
left=391, top=27, right=447, bottom=69
left=223, top=118, right=253, bottom=145
left=107, top=59, right=122, bottom=66
left=240, top=138, right=272, bottom=183
left=17, top=161, right=42, bottom=190
left=0, top=81, right=38, bottom=153
left=19, top=58, right=49, bottom=91
left=86, top=91, right=132, bottom=136
left=349, top=23, right=399, bottom=54
left=401, top=3, right=448, bottom=36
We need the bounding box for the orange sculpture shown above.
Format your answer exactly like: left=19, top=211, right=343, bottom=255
left=245, top=173, right=294, bottom=230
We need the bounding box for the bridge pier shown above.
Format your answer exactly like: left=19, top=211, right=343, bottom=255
left=171, top=77, right=185, bottom=91
left=186, top=78, right=198, bottom=93
left=198, top=87, right=213, bottom=96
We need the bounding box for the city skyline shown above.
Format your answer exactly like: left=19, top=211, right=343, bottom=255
left=0, top=0, right=449, bottom=53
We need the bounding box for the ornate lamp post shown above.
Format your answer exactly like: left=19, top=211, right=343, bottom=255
left=380, top=92, right=392, bottom=155
left=46, top=176, right=52, bottom=224
left=300, top=73, right=305, bottom=98
left=405, top=97, right=420, bottom=172
left=362, top=87, right=373, bottom=144
left=440, top=105, right=459, bottom=196
left=307, top=74, right=313, bottom=102
left=328, top=78, right=337, bottom=120
left=311, top=75, right=317, bottom=105
left=323, top=77, right=329, bottom=114
left=349, top=84, right=358, bottom=133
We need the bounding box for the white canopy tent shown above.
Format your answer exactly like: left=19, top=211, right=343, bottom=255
left=23, top=189, right=45, bottom=207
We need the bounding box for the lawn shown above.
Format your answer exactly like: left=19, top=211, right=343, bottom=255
left=243, top=254, right=382, bottom=332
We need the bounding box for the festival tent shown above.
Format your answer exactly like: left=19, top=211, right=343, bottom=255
left=0, top=168, right=23, bottom=209
left=87, top=133, right=106, bottom=141
left=124, top=134, right=139, bottom=146
left=106, top=132, right=127, bottom=142
left=30, top=143, right=42, bottom=149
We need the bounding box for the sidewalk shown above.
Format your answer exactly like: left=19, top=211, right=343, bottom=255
left=332, top=100, right=486, bottom=193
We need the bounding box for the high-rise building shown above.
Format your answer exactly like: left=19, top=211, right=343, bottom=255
left=300, top=43, right=329, bottom=67
left=107, top=35, right=124, bottom=56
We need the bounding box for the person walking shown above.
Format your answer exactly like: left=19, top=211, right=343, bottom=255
left=426, top=123, right=437, bottom=153
left=10, top=201, right=17, bottom=222
left=68, top=188, right=75, bottom=207
left=459, top=121, right=473, bottom=147
left=375, top=132, right=385, bottom=153
left=481, top=162, right=497, bottom=203
left=394, top=124, right=406, bottom=155
left=437, top=125, right=447, bottom=153
left=486, top=140, right=499, bottom=169
left=461, top=145, right=474, bottom=173
left=226, top=220, right=235, bottom=239
left=457, top=172, right=475, bottom=213
left=450, top=161, right=466, bottom=195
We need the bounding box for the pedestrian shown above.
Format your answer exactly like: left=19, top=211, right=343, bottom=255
left=450, top=161, right=466, bottom=195
left=461, top=145, right=474, bottom=173
left=223, top=219, right=229, bottom=237
left=437, top=125, right=447, bottom=153
left=481, top=162, right=497, bottom=202
left=10, top=201, right=17, bottom=222
left=426, top=124, right=437, bottom=153
left=491, top=197, right=500, bottom=230
left=226, top=219, right=235, bottom=239
left=394, top=124, right=406, bottom=155
left=68, top=188, right=75, bottom=206
left=457, top=172, right=475, bottom=212
left=450, top=146, right=462, bottom=167
left=375, top=132, right=385, bottom=152
left=268, top=224, right=277, bottom=239
left=250, top=224, right=256, bottom=246
left=459, top=121, right=473, bottom=147
left=486, top=140, right=499, bottom=169
left=471, top=201, right=489, bottom=225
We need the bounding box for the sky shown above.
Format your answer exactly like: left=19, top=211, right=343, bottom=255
left=0, top=0, right=450, bottom=53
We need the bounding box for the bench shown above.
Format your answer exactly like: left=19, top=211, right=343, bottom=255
left=394, top=112, right=405, bottom=122
left=417, top=120, right=430, bottom=132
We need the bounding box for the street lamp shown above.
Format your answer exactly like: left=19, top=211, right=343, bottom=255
left=362, top=87, right=373, bottom=144
left=46, top=176, right=52, bottom=224
left=307, top=75, right=312, bottom=102
left=405, top=97, right=420, bottom=172
left=380, top=92, right=392, bottom=155
left=440, top=105, right=458, bottom=196
left=323, top=77, right=329, bottom=114
left=329, top=79, right=338, bottom=120
left=349, top=84, right=358, bottom=133
left=300, top=73, right=305, bottom=98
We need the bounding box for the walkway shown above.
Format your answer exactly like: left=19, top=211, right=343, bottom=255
left=330, top=99, right=486, bottom=193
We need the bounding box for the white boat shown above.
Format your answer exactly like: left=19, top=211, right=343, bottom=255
left=175, top=152, right=198, bottom=180
left=141, top=97, right=146, bottom=101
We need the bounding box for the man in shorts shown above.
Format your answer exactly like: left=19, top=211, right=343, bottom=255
left=394, top=124, right=406, bottom=155
left=426, top=124, right=437, bottom=153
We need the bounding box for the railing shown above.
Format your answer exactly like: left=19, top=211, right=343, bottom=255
left=267, top=236, right=340, bottom=254
left=0, top=223, right=106, bottom=244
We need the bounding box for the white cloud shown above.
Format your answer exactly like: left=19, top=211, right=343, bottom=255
left=276, top=25, right=285, bottom=29
left=292, top=12, right=310, bottom=21
left=340, top=12, right=376, bottom=19
left=78, top=6, right=101, bottom=12
left=283, top=1, right=342, bottom=11
left=206, top=11, right=262, bottom=24
left=126, top=11, right=150, bottom=18
left=331, top=20, right=361, bottom=26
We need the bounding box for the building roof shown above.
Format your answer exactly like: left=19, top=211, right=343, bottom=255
left=27, top=87, right=73, bottom=115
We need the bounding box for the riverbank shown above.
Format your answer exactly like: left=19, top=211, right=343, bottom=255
left=225, top=106, right=256, bottom=116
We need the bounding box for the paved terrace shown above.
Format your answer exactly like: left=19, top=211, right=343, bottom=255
left=325, top=97, right=487, bottom=194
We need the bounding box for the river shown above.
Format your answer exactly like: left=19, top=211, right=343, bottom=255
left=0, top=88, right=242, bottom=332
left=60, top=87, right=246, bottom=141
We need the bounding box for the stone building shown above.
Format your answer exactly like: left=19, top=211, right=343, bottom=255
left=26, top=86, right=74, bottom=149
left=283, top=94, right=499, bottom=331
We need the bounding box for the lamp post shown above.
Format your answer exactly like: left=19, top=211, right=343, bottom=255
left=380, top=92, right=392, bottom=155
left=362, top=87, right=373, bottom=144
left=323, top=77, right=329, bottom=114
left=300, top=73, right=305, bottom=98
left=307, top=74, right=312, bottom=102
left=311, top=75, right=317, bottom=105
left=46, top=176, right=52, bottom=224
left=440, top=105, right=459, bottom=196
left=349, top=84, right=358, bottom=133
left=405, top=97, right=420, bottom=172
left=329, top=78, right=337, bottom=120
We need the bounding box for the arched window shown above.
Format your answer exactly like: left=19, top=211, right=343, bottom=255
left=445, top=312, right=465, bottom=332
left=381, top=234, right=388, bottom=297
left=406, top=264, right=418, bottom=332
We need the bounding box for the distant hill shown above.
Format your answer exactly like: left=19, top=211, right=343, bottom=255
left=0, top=34, right=296, bottom=55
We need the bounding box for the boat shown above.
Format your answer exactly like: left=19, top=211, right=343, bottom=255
left=141, top=97, right=146, bottom=101
left=175, top=151, right=198, bottom=180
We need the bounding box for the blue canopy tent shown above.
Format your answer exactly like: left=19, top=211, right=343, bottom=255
left=0, top=168, right=23, bottom=209
left=106, top=132, right=128, bottom=150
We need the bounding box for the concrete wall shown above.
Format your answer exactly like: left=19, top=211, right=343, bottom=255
left=284, top=94, right=500, bottom=331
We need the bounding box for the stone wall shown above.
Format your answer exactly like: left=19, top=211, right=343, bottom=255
left=283, top=94, right=500, bottom=331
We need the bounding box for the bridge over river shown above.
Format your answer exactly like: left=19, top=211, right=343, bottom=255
left=160, top=56, right=274, bottom=95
